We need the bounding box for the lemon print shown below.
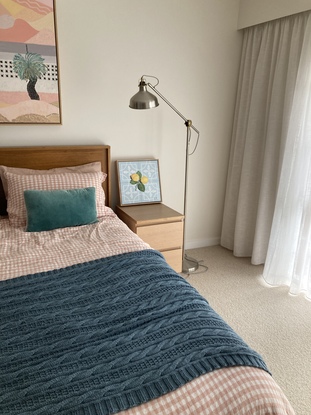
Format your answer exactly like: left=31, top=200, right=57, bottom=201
left=130, top=171, right=149, bottom=192
left=131, top=173, right=140, bottom=182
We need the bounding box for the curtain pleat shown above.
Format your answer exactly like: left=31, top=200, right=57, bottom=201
left=221, top=12, right=311, bottom=265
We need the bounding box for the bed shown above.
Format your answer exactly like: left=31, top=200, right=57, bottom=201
left=0, top=145, right=295, bottom=415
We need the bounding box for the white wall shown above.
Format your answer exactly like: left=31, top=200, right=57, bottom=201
left=0, top=0, right=242, bottom=249
left=238, top=0, right=311, bottom=29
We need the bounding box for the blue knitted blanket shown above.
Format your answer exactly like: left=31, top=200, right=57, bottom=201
left=0, top=249, right=269, bottom=415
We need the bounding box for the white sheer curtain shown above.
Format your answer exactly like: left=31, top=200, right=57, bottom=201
left=221, top=11, right=311, bottom=271
left=263, top=14, right=311, bottom=300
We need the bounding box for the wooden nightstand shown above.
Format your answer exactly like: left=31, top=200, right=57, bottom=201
left=116, top=204, right=184, bottom=272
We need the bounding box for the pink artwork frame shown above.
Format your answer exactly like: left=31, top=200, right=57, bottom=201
left=0, top=0, right=61, bottom=124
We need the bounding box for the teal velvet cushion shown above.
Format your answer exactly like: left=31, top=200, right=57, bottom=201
left=24, top=187, right=98, bottom=232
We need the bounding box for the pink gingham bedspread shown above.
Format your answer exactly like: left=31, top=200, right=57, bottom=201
left=0, top=207, right=148, bottom=281
left=0, top=210, right=295, bottom=415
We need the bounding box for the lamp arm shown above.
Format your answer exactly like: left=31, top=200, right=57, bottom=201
left=147, top=83, right=200, bottom=135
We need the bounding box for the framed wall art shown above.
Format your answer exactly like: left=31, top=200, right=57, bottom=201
left=0, top=0, right=61, bottom=124
left=116, top=159, right=162, bottom=206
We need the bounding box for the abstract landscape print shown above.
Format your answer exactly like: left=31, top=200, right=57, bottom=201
left=0, top=0, right=61, bottom=124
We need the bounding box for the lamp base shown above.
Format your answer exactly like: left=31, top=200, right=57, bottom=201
left=182, top=255, right=199, bottom=274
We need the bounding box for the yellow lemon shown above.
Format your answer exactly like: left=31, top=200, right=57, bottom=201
left=141, top=176, right=148, bottom=184
left=131, top=173, right=139, bottom=182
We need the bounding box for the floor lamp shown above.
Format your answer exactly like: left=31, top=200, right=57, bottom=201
left=129, top=75, right=200, bottom=273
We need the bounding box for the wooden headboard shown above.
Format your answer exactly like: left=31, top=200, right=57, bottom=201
left=0, top=145, right=111, bottom=215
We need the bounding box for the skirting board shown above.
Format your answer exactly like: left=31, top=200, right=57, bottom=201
left=185, top=237, right=220, bottom=250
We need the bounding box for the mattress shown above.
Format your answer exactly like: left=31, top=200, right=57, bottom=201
left=0, top=210, right=296, bottom=415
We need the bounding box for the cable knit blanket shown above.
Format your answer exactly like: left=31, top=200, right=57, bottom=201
left=0, top=249, right=269, bottom=415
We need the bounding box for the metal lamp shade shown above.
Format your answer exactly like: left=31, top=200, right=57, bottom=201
left=129, top=80, right=159, bottom=109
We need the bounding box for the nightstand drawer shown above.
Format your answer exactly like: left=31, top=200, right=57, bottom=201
left=116, top=204, right=184, bottom=271
left=162, top=249, right=183, bottom=273
left=137, top=222, right=183, bottom=251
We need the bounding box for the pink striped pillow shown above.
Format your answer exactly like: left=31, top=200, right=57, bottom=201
left=5, top=171, right=107, bottom=228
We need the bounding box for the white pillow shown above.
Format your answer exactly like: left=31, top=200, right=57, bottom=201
left=5, top=171, right=107, bottom=227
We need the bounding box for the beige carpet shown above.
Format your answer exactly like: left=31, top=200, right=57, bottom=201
left=183, top=245, right=311, bottom=415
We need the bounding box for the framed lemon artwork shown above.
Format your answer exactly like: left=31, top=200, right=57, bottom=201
left=116, top=159, right=162, bottom=206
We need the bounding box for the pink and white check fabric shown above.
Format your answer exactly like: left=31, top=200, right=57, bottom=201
left=0, top=211, right=296, bottom=415
left=123, top=366, right=295, bottom=415
left=0, top=209, right=148, bottom=280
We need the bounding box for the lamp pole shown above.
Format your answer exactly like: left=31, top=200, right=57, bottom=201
left=146, top=82, right=200, bottom=273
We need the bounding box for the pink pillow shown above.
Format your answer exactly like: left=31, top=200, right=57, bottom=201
left=0, top=162, right=102, bottom=199
left=5, top=170, right=107, bottom=227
